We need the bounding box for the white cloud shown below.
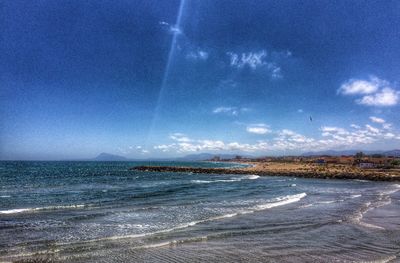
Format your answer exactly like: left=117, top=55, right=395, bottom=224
left=154, top=123, right=400, bottom=154
left=159, top=21, right=182, bottom=35
left=213, top=107, right=238, bottom=116
left=321, top=126, right=349, bottom=136
left=246, top=124, right=271, bottom=135
left=339, top=76, right=399, bottom=107
left=365, top=124, right=380, bottom=134
left=169, top=26, right=182, bottom=34
left=350, top=124, right=360, bottom=129
left=383, top=123, right=392, bottom=130
left=297, top=109, right=304, bottom=113
left=357, top=88, right=399, bottom=106
left=186, top=50, right=209, bottom=61
left=369, top=116, right=385, bottom=123
left=212, top=106, right=250, bottom=116
left=169, top=133, right=192, bottom=142
left=226, top=50, right=286, bottom=78
left=384, top=133, right=396, bottom=139
left=227, top=50, right=267, bottom=69
left=269, top=64, right=282, bottom=79
left=153, top=144, right=175, bottom=152
left=338, top=77, right=381, bottom=95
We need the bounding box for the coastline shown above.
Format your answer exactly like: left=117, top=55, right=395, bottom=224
left=131, top=162, right=400, bottom=181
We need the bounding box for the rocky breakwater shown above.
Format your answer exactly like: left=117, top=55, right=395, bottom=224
left=130, top=164, right=400, bottom=182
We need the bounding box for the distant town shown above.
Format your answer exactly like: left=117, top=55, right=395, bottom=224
left=208, top=152, right=400, bottom=169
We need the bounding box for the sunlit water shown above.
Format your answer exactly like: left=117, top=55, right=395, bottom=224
left=1, top=161, right=399, bottom=262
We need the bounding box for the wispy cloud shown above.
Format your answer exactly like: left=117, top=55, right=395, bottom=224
left=227, top=50, right=267, bottom=69
left=159, top=21, right=182, bottom=35
left=186, top=50, right=209, bottom=61
left=212, top=106, right=250, bottom=116
left=339, top=76, right=399, bottom=106
left=369, top=116, right=385, bottom=123
left=120, top=145, right=150, bottom=155
left=246, top=124, right=271, bottom=134
left=226, top=50, right=284, bottom=79
left=154, top=144, right=175, bottom=152
left=169, top=133, right=192, bottom=142
left=383, top=123, right=392, bottom=130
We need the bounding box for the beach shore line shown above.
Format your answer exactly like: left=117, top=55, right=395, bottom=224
left=131, top=162, right=400, bottom=182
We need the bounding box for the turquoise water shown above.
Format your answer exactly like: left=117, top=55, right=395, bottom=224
left=1, top=161, right=399, bottom=262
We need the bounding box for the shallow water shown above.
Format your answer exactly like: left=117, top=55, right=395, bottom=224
left=0, top=161, right=399, bottom=262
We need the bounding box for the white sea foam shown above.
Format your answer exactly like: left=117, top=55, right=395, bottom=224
left=68, top=193, right=307, bottom=244
left=244, top=174, right=260, bottom=180
left=191, top=179, right=241, bottom=184
left=0, top=208, right=32, bottom=214
left=0, top=195, right=11, bottom=198
left=351, top=193, right=392, bottom=230
left=350, top=194, right=362, bottom=198
left=299, top=203, right=314, bottom=208
left=255, top=193, right=307, bottom=210
left=0, top=204, right=86, bottom=215
left=354, top=179, right=370, bottom=183
left=191, top=174, right=259, bottom=184
left=380, top=185, right=400, bottom=196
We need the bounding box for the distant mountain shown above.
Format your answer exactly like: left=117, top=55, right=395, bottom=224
left=302, top=149, right=400, bottom=157
left=93, top=153, right=128, bottom=161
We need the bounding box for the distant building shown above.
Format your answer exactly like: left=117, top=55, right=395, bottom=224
left=210, top=156, right=221, bottom=161
left=358, top=162, right=376, bottom=169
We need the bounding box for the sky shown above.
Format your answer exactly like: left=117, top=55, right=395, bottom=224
left=1, top=0, right=400, bottom=160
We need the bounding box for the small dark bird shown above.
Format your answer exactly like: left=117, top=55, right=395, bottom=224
left=310, top=116, right=313, bottom=122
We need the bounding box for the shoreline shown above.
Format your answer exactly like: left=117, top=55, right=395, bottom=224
left=131, top=162, right=400, bottom=182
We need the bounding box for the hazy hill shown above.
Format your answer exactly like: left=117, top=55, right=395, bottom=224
left=93, top=153, right=128, bottom=161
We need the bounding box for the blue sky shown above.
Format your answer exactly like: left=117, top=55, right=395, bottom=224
left=1, top=0, right=400, bottom=160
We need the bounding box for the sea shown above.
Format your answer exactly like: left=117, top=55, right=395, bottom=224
left=0, top=161, right=399, bottom=262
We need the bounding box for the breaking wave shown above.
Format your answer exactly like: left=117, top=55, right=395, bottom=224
left=0, top=204, right=86, bottom=215
left=69, top=193, right=306, bottom=244
left=191, top=174, right=260, bottom=184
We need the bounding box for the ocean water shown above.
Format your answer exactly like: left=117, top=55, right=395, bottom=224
left=0, top=161, right=399, bottom=262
